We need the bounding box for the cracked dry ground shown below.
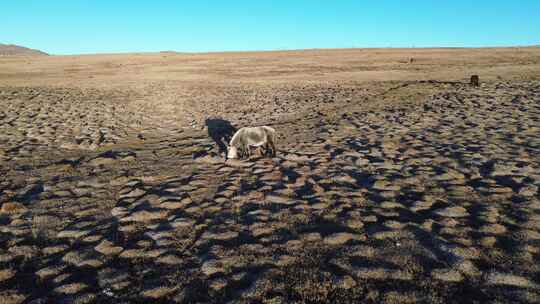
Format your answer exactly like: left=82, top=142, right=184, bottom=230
left=1, top=81, right=540, bottom=304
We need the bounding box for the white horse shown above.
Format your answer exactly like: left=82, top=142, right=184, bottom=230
left=226, top=126, right=276, bottom=159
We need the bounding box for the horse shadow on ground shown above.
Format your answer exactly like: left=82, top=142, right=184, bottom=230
left=205, top=118, right=237, bottom=155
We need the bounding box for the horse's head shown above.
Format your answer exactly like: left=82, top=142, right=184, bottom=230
left=226, top=145, right=238, bottom=159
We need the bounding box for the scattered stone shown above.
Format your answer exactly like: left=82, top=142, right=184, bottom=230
left=336, top=275, right=357, bottom=289
left=201, top=231, right=239, bottom=241
left=122, top=210, right=168, bottom=222
left=72, top=293, right=97, bottom=304
left=110, top=176, right=130, bottom=186
left=201, top=259, right=224, bottom=276
left=57, top=229, right=90, bottom=239
left=275, top=254, right=296, bottom=266
left=209, top=278, right=228, bottom=291
left=265, top=194, right=294, bottom=205
left=353, top=267, right=412, bottom=281
left=195, top=154, right=222, bottom=164
left=161, top=200, right=190, bottom=209
left=372, top=180, right=400, bottom=191
left=111, top=206, right=129, bottom=217
left=42, top=245, right=69, bottom=256
left=95, top=239, right=123, bottom=255
left=119, top=249, right=146, bottom=259
left=141, top=286, right=176, bottom=299
left=455, top=260, right=481, bottom=277
left=119, top=188, right=146, bottom=199
left=485, top=272, right=538, bottom=288
left=8, top=245, right=38, bottom=259
left=88, top=157, right=116, bottom=166
left=157, top=254, right=183, bottom=265
left=170, top=217, right=196, bottom=229
left=380, top=201, right=403, bottom=209
left=324, top=232, right=364, bottom=245
left=251, top=226, right=274, bottom=237
left=54, top=282, right=88, bottom=295
left=411, top=200, right=433, bottom=212
left=519, top=185, right=538, bottom=197
left=36, top=265, right=66, bottom=280
left=1, top=202, right=27, bottom=214
left=0, top=290, right=26, bottom=304
left=226, top=159, right=253, bottom=168
left=431, top=268, right=464, bottom=282
left=435, top=206, right=469, bottom=218
left=345, top=219, right=364, bottom=230
left=0, top=268, right=15, bottom=282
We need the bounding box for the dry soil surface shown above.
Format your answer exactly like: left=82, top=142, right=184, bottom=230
left=1, top=47, right=540, bottom=303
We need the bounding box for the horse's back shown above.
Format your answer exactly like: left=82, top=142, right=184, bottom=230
left=232, top=126, right=275, bottom=145
left=261, top=126, right=275, bottom=135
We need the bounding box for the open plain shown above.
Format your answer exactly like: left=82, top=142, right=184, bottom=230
left=1, top=47, right=540, bottom=303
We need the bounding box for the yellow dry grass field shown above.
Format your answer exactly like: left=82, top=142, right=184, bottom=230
left=1, top=47, right=540, bottom=303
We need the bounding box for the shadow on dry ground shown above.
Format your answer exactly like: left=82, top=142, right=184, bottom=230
left=0, top=80, right=539, bottom=303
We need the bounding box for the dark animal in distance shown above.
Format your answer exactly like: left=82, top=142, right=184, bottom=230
left=471, top=75, right=480, bottom=87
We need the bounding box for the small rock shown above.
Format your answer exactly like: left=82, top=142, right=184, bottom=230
left=111, top=207, right=129, bottom=217
left=0, top=268, right=15, bottom=282
left=88, top=157, right=115, bottom=166
left=1, top=202, right=27, bottom=214
left=0, top=290, right=26, bottom=304
left=266, top=194, right=294, bottom=205
left=170, top=217, right=196, bottom=229
left=119, top=188, right=146, bottom=199
left=519, top=185, right=538, bottom=197
left=95, top=240, right=123, bottom=255
left=345, top=219, right=364, bottom=230
left=485, top=272, right=537, bottom=288
left=336, top=275, right=357, bottom=289
left=157, top=255, right=183, bottom=265
left=201, top=231, right=239, bottom=241
left=54, top=282, right=88, bottom=295
left=324, top=232, right=363, bottom=245
left=57, top=229, right=90, bottom=239
left=201, top=260, right=224, bottom=276
left=435, top=206, right=469, bottom=218
left=372, top=180, right=400, bottom=191
left=110, top=176, right=129, bottom=186
left=36, top=265, right=65, bottom=280
left=209, top=278, right=228, bottom=291
left=225, top=159, right=253, bottom=168
left=431, top=269, right=463, bottom=282
left=123, top=210, right=168, bottom=222
left=141, top=286, right=176, bottom=299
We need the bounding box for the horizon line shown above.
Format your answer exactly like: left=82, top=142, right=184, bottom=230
left=3, top=43, right=540, bottom=57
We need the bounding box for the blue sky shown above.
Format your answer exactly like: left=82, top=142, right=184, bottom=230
left=1, top=1, right=539, bottom=55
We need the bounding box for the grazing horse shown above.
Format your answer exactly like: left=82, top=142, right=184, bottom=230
left=226, top=126, right=276, bottom=159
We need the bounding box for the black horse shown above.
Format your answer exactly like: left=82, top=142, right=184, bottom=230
left=205, top=118, right=237, bottom=154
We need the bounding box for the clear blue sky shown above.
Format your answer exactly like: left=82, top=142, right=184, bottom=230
left=2, top=1, right=539, bottom=55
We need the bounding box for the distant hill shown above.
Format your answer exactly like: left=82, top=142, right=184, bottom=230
left=0, top=44, right=49, bottom=56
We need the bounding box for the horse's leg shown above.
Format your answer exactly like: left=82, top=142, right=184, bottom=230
left=267, top=133, right=276, bottom=157
left=240, top=148, right=245, bottom=159
left=238, top=139, right=246, bottom=159
left=255, top=145, right=262, bottom=157
left=264, top=143, right=271, bottom=156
